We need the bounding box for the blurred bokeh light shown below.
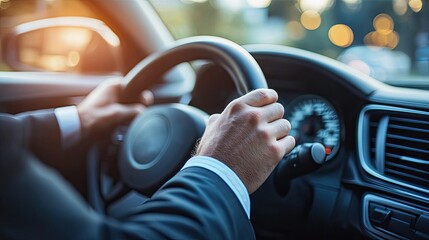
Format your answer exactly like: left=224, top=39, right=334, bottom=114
left=300, top=10, right=321, bottom=30
left=364, top=14, right=399, bottom=49
left=328, top=24, right=354, bottom=47
left=408, top=0, right=423, bottom=12
left=373, top=14, right=394, bottom=35
left=393, top=0, right=408, bottom=15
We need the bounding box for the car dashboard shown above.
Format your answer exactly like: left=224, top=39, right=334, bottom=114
left=191, top=45, right=429, bottom=239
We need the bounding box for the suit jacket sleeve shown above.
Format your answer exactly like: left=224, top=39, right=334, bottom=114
left=0, top=114, right=255, bottom=239
left=106, top=167, right=255, bottom=239
left=16, top=109, right=88, bottom=194
left=16, top=109, right=62, bottom=163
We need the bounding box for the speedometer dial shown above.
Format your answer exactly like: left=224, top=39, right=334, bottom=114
left=285, top=95, right=341, bottom=160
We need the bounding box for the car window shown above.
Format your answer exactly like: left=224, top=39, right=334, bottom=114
left=0, top=0, right=121, bottom=74
left=150, top=0, right=428, bottom=89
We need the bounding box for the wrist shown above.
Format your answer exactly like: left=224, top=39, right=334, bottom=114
left=195, top=153, right=251, bottom=194
left=76, top=105, right=92, bottom=141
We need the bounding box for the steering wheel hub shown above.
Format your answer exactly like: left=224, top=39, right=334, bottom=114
left=119, top=104, right=208, bottom=195
left=131, top=115, right=170, bottom=168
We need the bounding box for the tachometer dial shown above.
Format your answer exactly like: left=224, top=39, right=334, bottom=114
left=285, top=95, right=341, bottom=160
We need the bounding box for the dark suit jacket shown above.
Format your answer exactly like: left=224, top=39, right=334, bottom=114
left=0, top=111, right=255, bottom=239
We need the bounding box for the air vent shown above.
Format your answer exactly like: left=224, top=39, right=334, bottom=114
left=385, top=115, right=429, bottom=189
left=358, top=105, right=429, bottom=193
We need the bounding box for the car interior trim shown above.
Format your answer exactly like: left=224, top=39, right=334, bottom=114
left=358, top=104, right=429, bottom=195
left=245, top=44, right=386, bottom=96
left=362, top=193, right=429, bottom=239
left=375, top=116, right=389, bottom=173
left=0, top=72, right=110, bottom=102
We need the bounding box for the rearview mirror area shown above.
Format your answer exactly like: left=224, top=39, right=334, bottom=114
left=2, top=17, right=122, bottom=74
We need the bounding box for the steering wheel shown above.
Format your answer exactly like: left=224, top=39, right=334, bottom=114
left=87, top=36, right=268, bottom=214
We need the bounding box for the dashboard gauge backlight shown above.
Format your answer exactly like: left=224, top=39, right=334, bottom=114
left=285, top=95, right=341, bottom=160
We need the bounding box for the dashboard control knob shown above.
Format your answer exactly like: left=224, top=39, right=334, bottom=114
left=274, top=142, right=327, bottom=196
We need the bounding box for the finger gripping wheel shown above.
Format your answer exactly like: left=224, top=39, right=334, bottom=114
left=119, top=36, right=268, bottom=196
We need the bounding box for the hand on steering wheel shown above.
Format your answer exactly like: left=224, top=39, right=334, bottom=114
left=196, top=89, right=294, bottom=193
left=88, top=36, right=294, bottom=214
left=77, top=80, right=153, bottom=141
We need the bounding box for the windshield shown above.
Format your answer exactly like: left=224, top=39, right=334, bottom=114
left=150, top=0, right=429, bottom=89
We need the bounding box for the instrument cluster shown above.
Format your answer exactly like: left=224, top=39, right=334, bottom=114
left=284, top=94, right=341, bottom=160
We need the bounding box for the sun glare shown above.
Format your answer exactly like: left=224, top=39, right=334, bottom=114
left=247, top=0, right=272, bottom=8
left=299, top=0, right=333, bottom=13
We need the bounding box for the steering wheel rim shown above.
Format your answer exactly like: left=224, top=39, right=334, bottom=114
left=122, top=36, right=267, bottom=102
left=88, top=36, right=268, bottom=214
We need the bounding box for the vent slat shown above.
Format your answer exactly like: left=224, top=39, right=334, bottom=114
left=385, top=143, right=429, bottom=155
left=388, top=124, right=429, bottom=134
left=385, top=153, right=429, bottom=165
left=390, top=116, right=429, bottom=126
left=384, top=168, right=429, bottom=185
left=386, top=134, right=429, bottom=145
left=385, top=160, right=429, bottom=175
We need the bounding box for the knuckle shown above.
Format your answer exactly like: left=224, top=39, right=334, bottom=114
left=229, top=100, right=244, bottom=114
left=257, top=128, right=270, bottom=141
left=268, top=142, right=283, bottom=159
left=245, top=109, right=261, bottom=125
left=256, top=90, right=270, bottom=101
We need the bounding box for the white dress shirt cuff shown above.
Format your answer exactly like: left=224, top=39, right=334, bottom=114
left=54, top=106, right=81, bottom=149
left=181, top=156, right=250, bottom=218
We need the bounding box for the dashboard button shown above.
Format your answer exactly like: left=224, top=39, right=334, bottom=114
left=415, top=214, right=429, bottom=234
left=371, top=206, right=392, bottom=225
